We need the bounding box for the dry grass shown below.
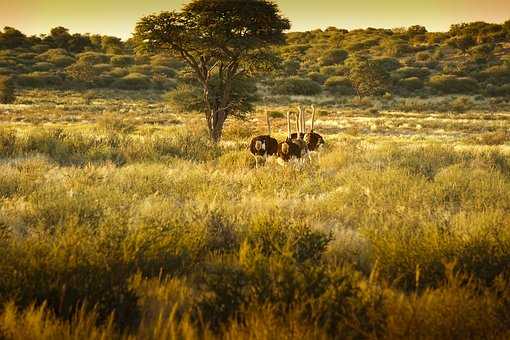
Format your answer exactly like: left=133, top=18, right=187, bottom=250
left=1, top=90, right=510, bottom=339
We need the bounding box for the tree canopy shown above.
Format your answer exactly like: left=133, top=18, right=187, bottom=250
left=134, top=0, right=290, bottom=142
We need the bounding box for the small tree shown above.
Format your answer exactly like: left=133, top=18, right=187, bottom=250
left=0, top=75, right=15, bottom=104
left=347, top=56, right=390, bottom=98
left=134, top=0, right=290, bottom=142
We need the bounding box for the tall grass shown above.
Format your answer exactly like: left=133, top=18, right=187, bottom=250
left=1, top=123, right=510, bottom=338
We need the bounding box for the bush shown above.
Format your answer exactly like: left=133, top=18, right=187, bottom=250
left=31, top=62, right=54, bottom=72
left=272, top=77, right=322, bottom=96
left=399, top=77, right=424, bottom=91
left=50, top=55, right=75, bottom=67
left=16, top=72, right=63, bottom=88
left=150, top=54, right=184, bottom=69
left=416, top=51, right=431, bottom=61
left=0, top=75, right=15, bottom=103
left=110, top=55, right=134, bottom=67
left=319, top=65, right=348, bottom=77
left=307, top=72, right=328, bottom=84
left=112, top=73, right=152, bottom=90
left=77, top=52, right=109, bottom=65
left=319, top=49, right=348, bottom=66
left=374, top=57, right=401, bottom=72
left=485, top=84, right=510, bottom=97
left=106, top=67, right=129, bottom=78
left=324, top=76, right=354, bottom=95
left=478, top=65, right=510, bottom=84
left=152, top=66, right=176, bottom=77
left=128, top=65, right=152, bottom=76
left=394, top=66, right=430, bottom=79
left=93, top=63, right=113, bottom=74
left=36, top=49, right=70, bottom=64
left=429, top=75, right=479, bottom=94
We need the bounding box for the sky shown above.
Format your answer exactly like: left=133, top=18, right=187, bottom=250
left=1, top=0, right=509, bottom=40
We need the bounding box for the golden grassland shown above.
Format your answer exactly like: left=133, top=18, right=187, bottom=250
left=1, top=90, right=510, bottom=339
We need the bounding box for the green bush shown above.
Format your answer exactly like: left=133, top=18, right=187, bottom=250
left=110, top=55, right=134, bottom=67
left=36, top=49, right=71, bottom=65
left=128, top=65, right=152, bottom=76
left=16, top=72, right=63, bottom=88
left=93, top=63, right=113, bottom=74
left=394, top=66, right=430, bottom=79
left=50, top=55, right=75, bottom=67
left=319, top=65, right=348, bottom=77
left=429, top=75, right=479, bottom=94
left=272, top=77, right=322, bottom=96
left=319, top=49, right=348, bottom=66
left=152, top=65, right=177, bottom=78
left=31, top=62, right=54, bottom=72
left=112, top=73, right=152, bottom=90
left=399, top=77, right=424, bottom=90
left=485, top=84, right=510, bottom=97
left=324, top=76, right=354, bottom=95
left=478, top=65, right=510, bottom=84
left=0, top=75, right=15, bottom=103
left=307, top=72, right=328, bottom=84
left=77, top=52, right=109, bottom=65
left=150, top=54, right=185, bottom=69
left=105, top=67, right=128, bottom=78
left=375, top=57, right=401, bottom=72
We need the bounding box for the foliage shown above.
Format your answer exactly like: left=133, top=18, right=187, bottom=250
left=319, top=48, right=348, bottom=66
left=134, top=0, right=290, bottom=142
left=272, top=77, right=322, bottom=96
left=112, top=73, right=152, bottom=90
left=429, top=75, right=479, bottom=94
left=347, top=56, right=390, bottom=98
left=0, top=75, right=15, bottom=103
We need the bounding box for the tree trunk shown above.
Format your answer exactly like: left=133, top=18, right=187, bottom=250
left=209, top=108, right=227, bottom=143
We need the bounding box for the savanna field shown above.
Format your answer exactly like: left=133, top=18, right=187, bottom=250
left=1, top=89, right=510, bottom=339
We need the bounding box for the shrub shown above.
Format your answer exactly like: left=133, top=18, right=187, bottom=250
left=399, top=77, right=424, bottom=91
left=36, top=48, right=70, bottom=64
left=16, top=72, right=63, bottom=88
left=77, top=52, right=109, bottom=65
left=272, top=77, right=322, bottom=96
left=0, top=75, right=15, bottom=103
left=93, top=63, right=113, bottom=74
left=319, top=65, right=348, bottom=77
left=110, top=55, right=134, bottom=67
left=478, top=65, right=510, bottom=84
left=416, top=51, right=431, bottom=61
left=128, top=65, right=152, bottom=76
left=375, top=57, right=401, bottom=72
left=107, top=67, right=129, bottom=78
left=152, top=66, right=176, bottom=78
left=394, top=66, right=430, bottom=79
left=50, top=55, right=75, bottom=67
left=485, top=84, right=510, bottom=97
left=319, top=49, right=348, bottom=66
left=324, top=76, right=354, bottom=95
left=134, top=54, right=150, bottom=65
left=429, top=75, right=479, bottom=94
left=0, top=67, right=14, bottom=75
left=31, top=62, right=54, bottom=72
left=150, top=54, right=184, bottom=69
left=307, top=72, right=328, bottom=84
left=112, top=73, right=152, bottom=90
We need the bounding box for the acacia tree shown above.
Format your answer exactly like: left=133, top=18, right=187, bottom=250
left=134, top=0, right=290, bottom=142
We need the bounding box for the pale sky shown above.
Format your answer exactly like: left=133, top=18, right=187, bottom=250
left=1, top=0, right=509, bottom=40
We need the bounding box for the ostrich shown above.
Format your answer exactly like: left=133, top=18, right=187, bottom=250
left=249, top=109, right=278, bottom=167
left=277, top=111, right=302, bottom=163
left=305, top=105, right=325, bottom=152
